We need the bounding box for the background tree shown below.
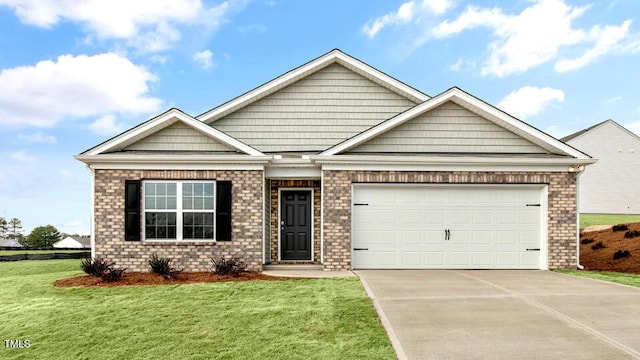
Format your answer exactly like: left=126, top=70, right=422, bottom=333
left=26, top=225, right=61, bottom=248
left=0, top=217, right=7, bottom=240
left=6, top=218, right=23, bottom=240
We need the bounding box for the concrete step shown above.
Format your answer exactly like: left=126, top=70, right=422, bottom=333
left=263, top=264, right=323, bottom=271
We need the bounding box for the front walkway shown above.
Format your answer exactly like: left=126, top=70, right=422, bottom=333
left=357, top=270, right=640, bottom=360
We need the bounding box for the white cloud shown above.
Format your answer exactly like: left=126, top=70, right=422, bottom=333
left=18, top=131, right=57, bottom=144
left=10, top=150, right=35, bottom=162
left=433, top=0, right=591, bottom=76
left=555, top=20, right=633, bottom=72
left=363, top=0, right=453, bottom=38
left=0, top=0, right=232, bottom=52
left=448, top=58, right=463, bottom=71
left=0, top=53, right=161, bottom=127
left=89, top=114, right=127, bottom=136
left=193, top=50, right=214, bottom=69
left=498, top=86, right=565, bottom=119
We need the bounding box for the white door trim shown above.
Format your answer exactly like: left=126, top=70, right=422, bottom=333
left=278, top=188, right=314, bottom=262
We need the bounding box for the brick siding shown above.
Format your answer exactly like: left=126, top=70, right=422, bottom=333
left=93, top=169, right=263, bottom=272
left=322, top=170, right=578, bottom=271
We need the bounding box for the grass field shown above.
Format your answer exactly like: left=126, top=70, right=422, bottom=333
left=0, top=250, right=88, bottom=256
left=580, top=214, right=640, bottom=228
left=0, top=260, right=394, bottom=360
left=557, top=270, right=640, bottom=288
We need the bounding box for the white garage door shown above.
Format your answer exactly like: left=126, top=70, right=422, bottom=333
left=352, top=185, right=546, bottom=270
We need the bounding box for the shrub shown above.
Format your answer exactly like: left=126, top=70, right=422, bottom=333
left=81, top=257, right=111, bottom=277
left=624, top=230, right=640, bottom=239
left=148, top=253, right=181, bottom=279
left=211, top=256, right=246, bottom=277
left=591, top=242, right=605, bottom=250
left=101, top=267, right=126, bottom=282
left=612, top=224, right=629, bottom=232
left=613, top=250, right=631, bottom=260
left=81, top=257, right=125, bottom=282
left=580, top=238, right=595, bottom=245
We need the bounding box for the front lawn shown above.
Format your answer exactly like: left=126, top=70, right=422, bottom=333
left=580, top=214, right=640, bottom=228
left=0, top=260, right=394, bottom=359
left=557, top=269, right=640, bottom=288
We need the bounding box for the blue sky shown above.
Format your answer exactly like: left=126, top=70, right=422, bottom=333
left=1, top=0, right=639, bottom=235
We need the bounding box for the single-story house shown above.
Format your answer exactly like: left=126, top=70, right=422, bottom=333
left=562, top=119, right=640, bottom=215
left=76, top=49, right=594, bottom=272
left=53, top=236, right=91, bottom=249
left=0, top=238, right=23, bottom=248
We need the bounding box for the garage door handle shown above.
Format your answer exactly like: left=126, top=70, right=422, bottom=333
left=354, top=248, right=369, bottom=251
left=445, top=229, right=450, bottom=240
left=526, top=248, right=541, bottom=251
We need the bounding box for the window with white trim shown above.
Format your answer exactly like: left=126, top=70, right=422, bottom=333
left=143, top=181, right=215, bottom=240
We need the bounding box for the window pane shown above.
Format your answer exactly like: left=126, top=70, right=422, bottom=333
left=167, top=213, right=176, bottom=225
left=168, top=226, right=176, bottom=239
left=183, top=227, right=193, bottom=239
left=145, top=196, right=155, bottom=210
left=194, top=227, right=203, bottom=238
left=157, top=183, right=166, bottom=196
left=167, top=183, right=176, bottom=196
left=157, top=226, right=166, bottom=238
left=183, top=183, right=193, bottom=196
left=194, top=213, right=203, bottom=225
left=204, top=227, right=214, bottom=239
left=204, top=213, right=214, bottom=225
left=204, top=197, right=214, bottom=210
left=194, top=183, right=204, bottom=195
left=157, top=197, right=166, bottom=209
left=146, top=226, right=156, bottom=239
left=145, top=183, right=155, bottom=195
left=194, top=197, right=203, bottom=209
left=183, top=197, right=193, bottom=210
left=167, top=196, right=177, bottom=209
left=204, top=183, right=214, bottom=196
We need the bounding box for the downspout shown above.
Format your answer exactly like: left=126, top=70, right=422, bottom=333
left=85, top=165, right=96, bottom=260
left=576, top=166, right=584, bottom=270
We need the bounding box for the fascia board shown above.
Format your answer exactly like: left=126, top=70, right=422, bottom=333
left=75, top=154, right=272, bottom=164
left=197, top=49, right=429, bottom=123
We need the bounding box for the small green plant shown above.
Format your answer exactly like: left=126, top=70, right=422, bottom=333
left=81, top=257, right=110, bottom=277
left=148, top=253, right=181, bottom=279
left=624, top=230, right=640, bottom=239
left=580, top=238, right=595, bottom=245
left=613, top=250, right=631, bottom=260
left=612, top=224, right=629, bottom=232
left=211, top=256, right=246, bottom=277
left=591, top=242, right=605, bottom=250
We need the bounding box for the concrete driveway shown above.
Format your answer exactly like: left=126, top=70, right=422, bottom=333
left=356, top=270, right=640, bottom=360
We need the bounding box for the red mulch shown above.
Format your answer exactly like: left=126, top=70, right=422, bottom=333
left=54, top=271, right=301, bottom=288
left=580, top=222, right=640, bottom=274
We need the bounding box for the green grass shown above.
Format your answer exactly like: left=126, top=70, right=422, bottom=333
left=580, top=214, right=640, bottom=228
left=0, top=250, right=88, bottom=255
left=0, top=260, right=394, bottom=360
left=557, top=270, right=640, bottom=288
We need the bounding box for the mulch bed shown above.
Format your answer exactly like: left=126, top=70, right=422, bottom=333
left=54, top=271, right=301, bottom=288
left=580, top=222, right=640, bottom=274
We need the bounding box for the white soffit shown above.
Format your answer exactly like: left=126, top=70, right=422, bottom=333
left=80, top=109, right=264, bottom=157
left=197, top=49, right=430, bottom=124
left=320, top=87, right=591, bottom=160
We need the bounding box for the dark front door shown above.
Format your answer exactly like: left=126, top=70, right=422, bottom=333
left=281, top=190, right=312, bottom=260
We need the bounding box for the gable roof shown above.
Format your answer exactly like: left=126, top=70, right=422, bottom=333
left=197, top=49, right=430, bottom=124
left=319, top=87, right=591, bottom=160
left=77, top=108, right=264, bottom=157
left=561, top=119, right=640, bottom=144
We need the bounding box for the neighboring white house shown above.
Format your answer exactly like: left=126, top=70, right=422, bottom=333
left=562, top=119, right=640, bottom=214
left=53, top=236, right=90, bottom=249
left=0, top=239, right=23, bottom=248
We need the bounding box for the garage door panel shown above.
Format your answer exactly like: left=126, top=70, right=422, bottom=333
left=352, top=185, right=544, bottom=270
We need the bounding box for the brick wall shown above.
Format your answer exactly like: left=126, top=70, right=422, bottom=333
left=322, top=171, right=578, bottom=271
left=269, top=180, right=321, bottom=263
left=93, top=169, right=263, bottom=272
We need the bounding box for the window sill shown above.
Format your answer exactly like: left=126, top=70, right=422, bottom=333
left=142, top=240, right=218, bottom=246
